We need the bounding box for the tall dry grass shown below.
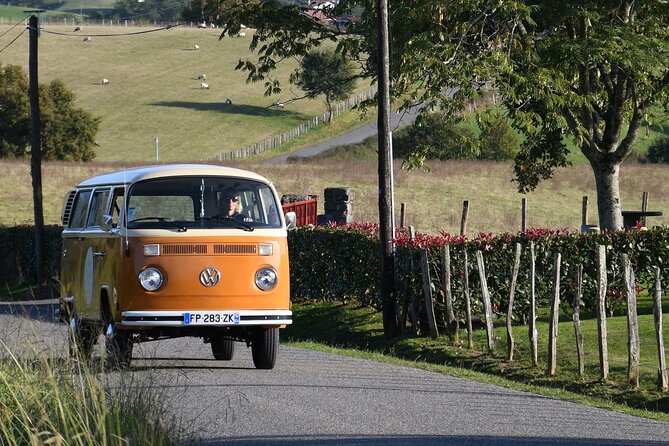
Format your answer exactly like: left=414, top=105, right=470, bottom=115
left=1, top=159, right=667, bottom=234
left=0, top=345, right=192, bottom=446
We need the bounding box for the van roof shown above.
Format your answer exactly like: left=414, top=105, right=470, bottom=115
left=77, top=164, right=272, bottom=188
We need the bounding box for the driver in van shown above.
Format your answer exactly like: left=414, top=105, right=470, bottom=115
left=218, top=188, right=253, bottom=222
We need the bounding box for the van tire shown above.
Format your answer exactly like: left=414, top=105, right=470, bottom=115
left=68, top=314, right=95, bottom=361
left=211, top=337, right=235, bottom=360
left=251, top=327, right=278, bottom=370
left=104, top=320, right=133, bottom=370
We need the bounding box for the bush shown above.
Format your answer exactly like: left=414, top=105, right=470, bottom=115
left=477, top=110, right=519, bottom=160
left=393, top=112, right=479, bottom=167
left=647, top=136, right=669, bottom=164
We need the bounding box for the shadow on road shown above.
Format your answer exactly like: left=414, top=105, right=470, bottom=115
left=0, top=299, right=59, bottom=322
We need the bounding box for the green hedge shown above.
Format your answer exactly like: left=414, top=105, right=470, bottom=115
left=288, top=223, right=669, bottom=323
left=4, top=223, right=667, bottom=323
left=0, top=225, right=62, bottom=287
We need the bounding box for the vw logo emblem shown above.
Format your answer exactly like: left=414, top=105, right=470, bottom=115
left=199, top=267, right=221, bottom=287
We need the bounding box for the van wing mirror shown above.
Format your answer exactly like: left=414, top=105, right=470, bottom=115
left=285, top=211, right=297, bottom=230
left=100, top=214, right=113, bottom=232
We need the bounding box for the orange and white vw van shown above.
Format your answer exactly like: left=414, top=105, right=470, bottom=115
left=59, top=164, right=295, bottom=369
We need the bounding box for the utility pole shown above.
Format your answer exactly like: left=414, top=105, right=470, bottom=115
left=27, top=11, right=46, bottom=291
left=376, top=0, right=397, bottom=337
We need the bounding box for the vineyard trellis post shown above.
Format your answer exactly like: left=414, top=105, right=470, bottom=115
left=529, top=241, right=538, bottom=366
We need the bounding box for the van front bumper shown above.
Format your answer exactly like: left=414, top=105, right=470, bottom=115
left=120, top=309, right=292, bottom=327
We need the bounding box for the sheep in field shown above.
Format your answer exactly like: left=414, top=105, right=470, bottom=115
left=193, top=44, right=200, bottom=50
left=238, top=32, right=246, bottom=37
left=102, top=78, right=109, bottom=85
left=198, top=73, right=206, bottom=81
left=74, top=26, right=82, bottom=32
left=200, top=82, right=209, bottom=89
left=83, top=36, right=92, bottom=42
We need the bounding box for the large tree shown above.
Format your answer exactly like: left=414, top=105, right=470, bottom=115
left=206, top=0, right=668, bottom=232
left=296, top=48, right=356, bottom=122
left=501, top=1, right=669, bottom=230
left=0, top=64, right=100, bottom=161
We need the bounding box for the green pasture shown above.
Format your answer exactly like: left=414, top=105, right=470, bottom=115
left=0, top=5, right=79, bottom=20
left=0, top=23, right=373, bottom=162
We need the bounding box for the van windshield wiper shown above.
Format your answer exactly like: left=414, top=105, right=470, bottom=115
left=197, top=215, right=254, bottom=232
left=129, top=217, right=187, bottom=232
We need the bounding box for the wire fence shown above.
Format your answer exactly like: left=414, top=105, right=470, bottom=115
left=0, top=16, right=216, bottom=28
left=202, top=89, right=377, bottom=162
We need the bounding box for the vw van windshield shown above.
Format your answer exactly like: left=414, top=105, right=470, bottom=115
left=126, top=176, right=282, bottom=230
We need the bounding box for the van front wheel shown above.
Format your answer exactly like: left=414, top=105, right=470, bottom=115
left=68, top=314, right=95, bottom=361
left=104, top=322, right=133, bottom=370
left=251, top=327, right=278, bottom=370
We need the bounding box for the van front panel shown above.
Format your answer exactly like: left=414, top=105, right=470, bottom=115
left=116, top=234, right=290, bottom=318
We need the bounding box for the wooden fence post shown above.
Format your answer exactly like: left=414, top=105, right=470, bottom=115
left=400, top=203, right=406, bottom=228
left=521, top=197, right=527, bottom=232
left=441, top=244, right=458, bottom=343
left=653, top=267, right=668, bottom=391
left=573, top=264, right=585, bottom=377
left=623, top=254, right=640, bottom=388
left=463, top=248, right=474, bottom=349
left=506, top=243, right=522, bottom=361
left=597, top=245, right=609, bottom=380
left=547, top=253, right=561, bottom=377
left=460, top=200, right=469, bottom=238
left=420, top=250, right=439, bottom=338
left=581, top=196, right=588, bottom=226
left=529, top=242, right=538, bottom=366
left=407, top=226, right=418, bottom=335
left=476, top=250, right=495, bottom=351
left=641, top=192, right=649, bottom=227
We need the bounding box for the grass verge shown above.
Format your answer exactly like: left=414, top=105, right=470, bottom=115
left=284, top=301, right=669, bottom=422
left=0, top=349, right=193, bottom=445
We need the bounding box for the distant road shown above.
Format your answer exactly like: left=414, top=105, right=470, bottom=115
left=265, top=106, right=421, bottom=163
left=2, top=301, right=669, bottom=446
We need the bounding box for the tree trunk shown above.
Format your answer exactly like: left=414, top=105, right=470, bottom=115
left=590, top=158, right=623, bottom=231
left=326, top=93, right=334, bottom=123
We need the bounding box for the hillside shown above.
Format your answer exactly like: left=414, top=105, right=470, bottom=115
left=0, top=23, right=372, bottom=162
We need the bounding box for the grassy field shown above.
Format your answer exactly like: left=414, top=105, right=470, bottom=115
left=0, top=23, right=373, bottom=162
left=2, top=158, right=668, bottom=234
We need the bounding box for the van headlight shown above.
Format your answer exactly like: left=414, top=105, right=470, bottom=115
left=255, top=267, right=277, bottom=291
left=138, top=267, right=164, bottom=291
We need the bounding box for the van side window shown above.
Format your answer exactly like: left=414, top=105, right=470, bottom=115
left=111, top=188, right=125, bottom=227
left=69, top=190, right=92, bottom=228
left=86, top=189, right=111, bottom=228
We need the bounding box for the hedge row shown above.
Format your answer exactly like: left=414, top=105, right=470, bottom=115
left=287, top=223, right=669, bottom=322
left=0, top=225, right=62, bottom=287
left=3, top=224, right=667, bottom=323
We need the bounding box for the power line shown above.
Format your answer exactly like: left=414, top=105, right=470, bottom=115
left=0, top=27, right=26, bottom=54
left=0, top=17, right=26, bottom=39
left=34, top=23, right=182, bottom=38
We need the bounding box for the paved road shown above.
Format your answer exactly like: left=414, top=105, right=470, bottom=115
left=2, top=301, right=669, bottom=446
left=265, top=107, right=421, bottom=163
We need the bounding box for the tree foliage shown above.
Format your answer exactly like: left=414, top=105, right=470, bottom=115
left=295, top=49, right=356, bottom=122
left=205, top=0, right=669, bottom=230
left=114, top=0, right=185, bottom=22
left=0, top=64, right=100, bottom=161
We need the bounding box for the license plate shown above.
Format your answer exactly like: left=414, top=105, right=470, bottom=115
left=183, top=311, right=240, bottom=325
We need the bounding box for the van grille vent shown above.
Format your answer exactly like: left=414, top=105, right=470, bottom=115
left=161, top=244, right=208, bottom=255
left=214, top=244, right=257, bottom=255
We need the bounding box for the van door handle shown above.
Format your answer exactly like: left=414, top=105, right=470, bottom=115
left=93, top=251, right=106, bottom=257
